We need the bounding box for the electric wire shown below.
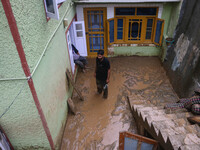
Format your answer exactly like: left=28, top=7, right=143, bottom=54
left=0, top=80, right=28, bottom=119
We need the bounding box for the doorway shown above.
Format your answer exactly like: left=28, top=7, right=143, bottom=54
left=84, top=8, right=107, bottom=57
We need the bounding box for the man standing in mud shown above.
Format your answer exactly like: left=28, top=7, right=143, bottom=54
left=94, top=50, right=110, bottom=99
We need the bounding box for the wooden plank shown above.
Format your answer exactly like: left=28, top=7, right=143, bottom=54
left=66, top=69, right=84, bottom=101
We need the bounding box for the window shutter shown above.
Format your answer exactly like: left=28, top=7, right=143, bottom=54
left=153, top=18, right=164, bottom=46
left=44, top=0, right=59, bottom=20
left=57, top=0, right=66, bottom=4
left=107, top=18, right=114, bottom=45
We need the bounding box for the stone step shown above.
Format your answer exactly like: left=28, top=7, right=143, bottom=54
left=166, top=112, right=192, bottom=120
left=178, top=144, right=200, bottom=150
left=131, top=102, right=200, bottom=150
left=167, top=133, right=200, bottom=150
left=175, top=118, right=192, bottom=127
left=165, top=108, right=188, bottom=114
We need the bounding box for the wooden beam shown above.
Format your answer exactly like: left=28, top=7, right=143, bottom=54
left=66, top=69, right=84, bottom=101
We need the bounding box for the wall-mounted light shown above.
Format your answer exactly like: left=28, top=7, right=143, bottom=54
left=63, top=18, right=68, bottom=27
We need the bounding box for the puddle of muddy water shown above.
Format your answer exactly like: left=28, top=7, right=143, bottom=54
left=61, top=56, right=178, bottom=150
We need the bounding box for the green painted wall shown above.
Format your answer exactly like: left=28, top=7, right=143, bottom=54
left=113, top=46, right=160, bottom=56
left=0, top=2, right=24, bottom=78
left=167, top=2, right=183, bottom=37
left=0, top=0, right=76, bottom=149
left=160, top=2, right=183, bottom=61
left=0, top=81, right=49, bottom=149
left=0, top=1, right=49, bottom=149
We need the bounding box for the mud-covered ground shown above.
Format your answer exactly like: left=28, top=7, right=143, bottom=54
left=61, top=56, right=178, bottom=150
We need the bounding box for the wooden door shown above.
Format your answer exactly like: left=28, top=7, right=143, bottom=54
left=84, top=8, right=107, bottom=57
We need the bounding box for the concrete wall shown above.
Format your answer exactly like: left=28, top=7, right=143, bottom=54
left=0, top=0, right=75, bottom=149
left=164, top=0, right=200, bottom=97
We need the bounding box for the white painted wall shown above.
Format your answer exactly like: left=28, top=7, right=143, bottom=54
left=76, top=0, right=179, bottom=2
left=76, top=3, right=163, bottom=21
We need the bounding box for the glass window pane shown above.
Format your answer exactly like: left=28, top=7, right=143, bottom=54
left=75, top=24, right=82, bottom=30
left=89, top=34, right=102, bottom=50
left=128, top=20, right=142, bottom=41
left=116, top=8, right=135, bottom=16
left=137, top=8, right=157, bottom=16
left=124, top=137, right=138, bottom=150
left=88, top=14, right=91, bottom=29
left=131, top=22, right=139, bottom=38
left=46, top=0, right=55, bottom=13
left=146, top=19, right=153, bottom=40
left=117, top=19, right=123, bottom=40
left=141, top=142, right=154, bottom=150
left=147, top=19, right=153, bottom=27
left=77, top=31, right=83, bottom=37
left=146, top=32, right=152, bottom=39
left=155, top=20, right=163, bottom=43
left=101, top=14, right=104, bottom=28
left=109, top=20, right=114, bottom=43
left=101, top=37, right=104, bottom=49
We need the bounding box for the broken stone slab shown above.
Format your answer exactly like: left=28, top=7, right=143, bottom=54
left=174, top=118, right=190, bottom=127
left=168, top=134, right=185, bottom=149
left=178, top=144, right=200, bottom=150
left=184, top=133, right=200, bottom=145
left=185, top=125, right=200, bottom=134
left=132, top=104, right=144, bottom=110
left=165, top=108, right=188, bottom=114
left=166, top=114, right=178, bottom=120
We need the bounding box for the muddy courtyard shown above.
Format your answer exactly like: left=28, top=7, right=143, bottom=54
left=61, top=56, right=179, bottom=150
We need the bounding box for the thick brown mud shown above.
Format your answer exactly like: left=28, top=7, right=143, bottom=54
left=61, top=56, right=178, bottom=150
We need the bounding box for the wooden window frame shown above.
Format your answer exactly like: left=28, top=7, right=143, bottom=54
left=107, top=18, right=114, bottom=45
left=114, top=17, right=125, bottom=43
left=119, top=131, right=158, bottom=150
left=153, top=18, right=165, bottom=46
left=110, top=7, right=164, bottom=45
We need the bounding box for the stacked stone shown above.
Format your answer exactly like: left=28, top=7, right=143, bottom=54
left=131, top=102, right=200, bottom=150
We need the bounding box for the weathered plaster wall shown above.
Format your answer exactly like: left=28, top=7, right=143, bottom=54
left=0, top=2, right=49, bottom=149
left=160, top=1, right=182, bottom=61
left=164, top=0, right=200, bottom=97
left=0, top=2, right=24, bottom=79
left=0, top=81, right=49, bottom=149
left=111, top=45, right=160, bottom=56
left=32, top=5, right=76, bottom=148
left=0, top=0, right=76, bottom=149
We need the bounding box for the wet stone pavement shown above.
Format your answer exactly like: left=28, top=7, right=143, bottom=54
left=61, top=56, right=179, bottom=150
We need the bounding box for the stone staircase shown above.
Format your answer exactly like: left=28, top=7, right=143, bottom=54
left=128, top=98, right=200, bottom=150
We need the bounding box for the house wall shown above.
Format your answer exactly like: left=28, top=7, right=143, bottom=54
left=76, top=3, right=162, bottom=56
left=160, top=1, right=183, bottom=61
left=163, top=0, right=200, bottom=97
left=0, top=0, right=75, bottom=149
left=0, top=1, right=49, bottom=149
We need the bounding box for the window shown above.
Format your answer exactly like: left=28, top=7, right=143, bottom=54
left=108, top=19, right=114, bottom=44
left=108, top=7, right=164, bottom=45
left=115, top=8, right=135, bottom=16
left=44, top=0, right=66, bottom=20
